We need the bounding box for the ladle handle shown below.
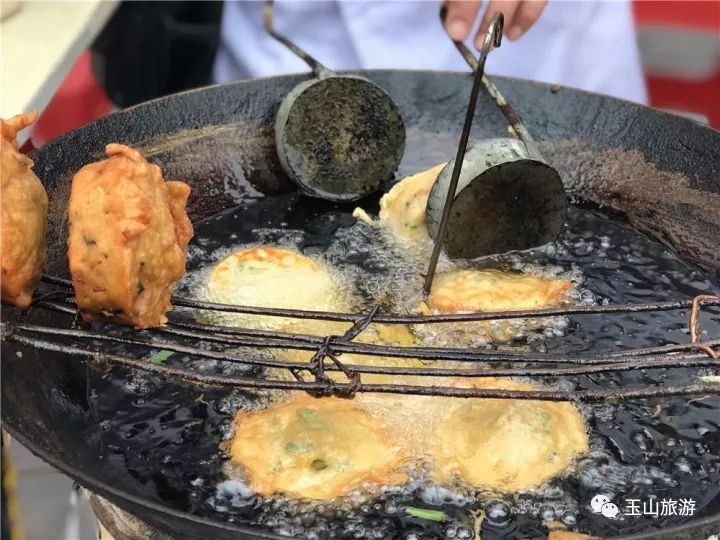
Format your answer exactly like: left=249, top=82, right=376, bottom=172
left=263, top=0, right=333, bottom=79
left=439, top=7, right=543, bottom=161
left=422, top=12, right=504, bottom=296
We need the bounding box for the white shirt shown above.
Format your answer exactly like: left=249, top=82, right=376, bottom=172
left=214, top=0, right=648, bottom=104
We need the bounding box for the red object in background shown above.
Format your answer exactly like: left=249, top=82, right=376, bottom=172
left=633, top=0, right=720, bottom=127
left=645, top=71, right=720, bottom=128
left=633, top=0, right=719, bottom=31
left=30, top=52, right=114, bottom=148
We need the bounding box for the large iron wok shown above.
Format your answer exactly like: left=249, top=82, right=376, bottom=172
left=2, top=70, right=720, bottom=540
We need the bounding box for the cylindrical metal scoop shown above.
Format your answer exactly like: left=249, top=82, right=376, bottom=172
left=264, top=1, right=405, bottom=202
left=423, top=11, right=567, bottom=293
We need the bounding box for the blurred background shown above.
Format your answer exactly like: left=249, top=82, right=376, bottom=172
left=1, top=0, right=719, bottom=538
left=1, top=0, right=719, bottom=153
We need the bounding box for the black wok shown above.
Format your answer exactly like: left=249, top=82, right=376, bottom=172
left=2, top=71, right=720, bottom=540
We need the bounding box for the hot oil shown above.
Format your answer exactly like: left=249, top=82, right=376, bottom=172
left=87, top=192, right=720, bottom=539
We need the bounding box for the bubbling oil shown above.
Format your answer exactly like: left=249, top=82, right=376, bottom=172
left=89, top=192, right=719, bottom=539
left=183, top=196, right=587, bottom=489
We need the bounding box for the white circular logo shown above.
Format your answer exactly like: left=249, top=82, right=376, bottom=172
left=601, top=502, right=619, bottom=519
left=591, top=495, right=611, bottom=513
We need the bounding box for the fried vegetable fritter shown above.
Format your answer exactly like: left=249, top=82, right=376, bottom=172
left=1, top=112, right=48, bottom=308
left=228, top=395, right=408, bottom=499
left=431, top=392, right=588, bottom=491
left=205, top=246, right=348, bottom=334
left=68, top=144, right=193, bottom=328
left=205, top=246, right=431, bottom=382
left=422, top=268, right=572, bottom=314
left=418, top=268, right=573, bottom=345
left=353, top=163, right=445, bottom=246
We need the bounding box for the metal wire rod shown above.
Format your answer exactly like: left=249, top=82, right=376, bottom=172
left=29, top=299, right=720, bottom=364
left=6, top=331, right=720, bottom=402
left=38, top=274, right=720, bottom=324
left=11, top=309, right=720, bottom=368
left=422, top=12, right=504, bottom=295
left=166, top=320, right=720, bottom=360
left=6, top=322, right=717, bottom=379
left=262, top=0, right=332, bottom=78
left=15, top=275, right=719, bottom=402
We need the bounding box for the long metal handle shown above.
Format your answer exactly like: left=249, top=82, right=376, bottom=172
left=263, top=0, right=332, bottom=79
left=439, top=7, right=543, bottom=161
left=422, top=12, right=504, bottom=295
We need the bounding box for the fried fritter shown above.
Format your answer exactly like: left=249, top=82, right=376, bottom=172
left=205, top=246, right=428, bottom=382
left=211, top=249, right=587, bottom=496
left=205, top=246, right=349, bottom=334
left=422, top=269, right=572, bottom=313
left=1, top=112, right=48, bottom=308
left=228, top=395, right=408, bottom=499
left=353, top=163, right=445, bottom=246
left=419, top=268, right=573, bottom=344
left=68, top=144, right=193, bottom=328
left=431, top=389, right=588, bottom=491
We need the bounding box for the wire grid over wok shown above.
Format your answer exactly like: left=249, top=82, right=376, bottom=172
left=1, top=275, right=719, bottom=403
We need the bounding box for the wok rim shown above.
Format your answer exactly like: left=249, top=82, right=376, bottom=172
left=7, top=69, right=720, bottom=539
left=117, top=68, right=720, bottom=138
left=2, top=423, right=285, bottom=540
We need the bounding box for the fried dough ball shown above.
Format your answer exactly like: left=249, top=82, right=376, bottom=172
left=209, top=249, right=588, bottom=495
left=228, top=395, right=408, bottom=499
left=419, top=268, right=573, bottom=345
left=353, top=163, right=445, bottom=246
left=1, top=112, right=48, bottom=308
left=68, top=144, right=193, bottom=328
left=205, top=246, right=429, bottom=382
left=431, top=391, right=588, bottom=492
left=422, top=269, right=572, bottom=313
left=205, top=246, right=349, bottom=334
left=354, top=376, right=532, bottom=460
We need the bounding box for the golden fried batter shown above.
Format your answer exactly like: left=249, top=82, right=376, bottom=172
left=210, top=248, right=588, bottom=495
left=353, top=163, right=445, bottom=245
left=205, top=246, right=349, bottom=334
left=418, top=268, right=573, bottom=344
left=422, top=269, right=572, bottom=314
left=1, top=112, right=48, bottom=308
left=68, top=144, right=193, bottom=328
left=205, top=246, right=428, bottom=382
left=228, top=395, right=407, bottom=499
left=353, top=376, right=526, bottom=461
left=431, top=390, right=588, bottom=492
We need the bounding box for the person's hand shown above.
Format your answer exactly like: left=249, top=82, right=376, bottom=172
left=443, top=0, right=548, bottom=47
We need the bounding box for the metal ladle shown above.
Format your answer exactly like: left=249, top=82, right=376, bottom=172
left=424, top=11, right=567, bottom=293
left=264, top=1, right=406, bottom=202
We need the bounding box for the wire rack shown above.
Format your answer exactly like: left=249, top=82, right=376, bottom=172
left=1, top=275, right=718, bottom=403
left=3, top=11, right=718, bottom=404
